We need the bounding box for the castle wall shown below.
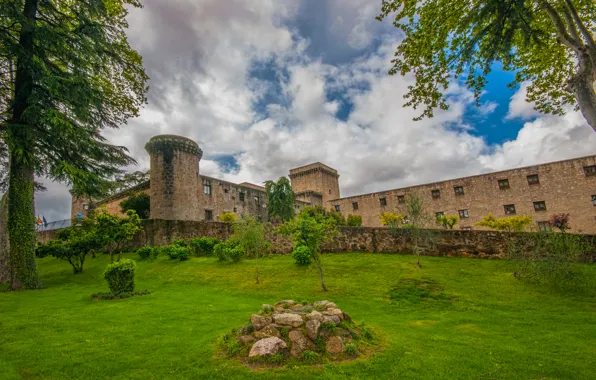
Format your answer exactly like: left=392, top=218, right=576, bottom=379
left=289, top=163, right=340, bottom=206
left=328, top=155, right=596, bottom=233
left=199, top=176, right=268, bottom=221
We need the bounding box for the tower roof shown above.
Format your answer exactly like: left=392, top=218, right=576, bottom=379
left=289, top=162, right=339, bottom=178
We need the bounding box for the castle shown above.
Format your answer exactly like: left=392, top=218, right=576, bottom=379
left=71, top=134, right=596, bottom=233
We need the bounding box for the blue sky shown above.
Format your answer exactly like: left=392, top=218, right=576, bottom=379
left=35, top=0, right=596, bottom=221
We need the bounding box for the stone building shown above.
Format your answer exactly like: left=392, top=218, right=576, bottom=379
left=71, top=134, right=596, bottom=233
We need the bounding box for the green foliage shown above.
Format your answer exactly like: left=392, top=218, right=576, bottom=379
left=173, top=239, right=187, bottom=247
left=301, top=350, right=319, bottom=362
left=277, top=207, right=339, bottom=291
left=231, top=216, right=266, bottom=283
left=264, top=177, right=296, bottom=223
left=393, top=194, right=437, bottom=267
left=379, top=212, right=405, bottom=227
left=214, top=240, right=243, bottom=262
left=218, top=212, right=238, bottom=222
left=169, top=246, right=191, bottom=261
left=344, top=343, right=359, bottom=357
left=328, top=211, right=346, bottom=226
left=475, top=214, right=533, bottom=232
left=226, top=341, right=242, bottom=356
left=292, top=245, right=313, bottom=266
left=94, top=209, right=142, bottom=262
left=507, top=232, right=590, bottom=289
left=346, top=214, right=362, bottom=227
left=108, top=171, right=150, bottom=196
left=189, top=237, right=219, bottom=256
left=1, top=0, right=148, bottom=289
left=136, top=246, right=153, bottom=260
left=119, top=192, right=150, bottom=219
left=267, top=353, right=284, bottom=364
left=103, top=259, right=136, bottom=294
left=436, top=215, right=458, bottom=229
left=377, top=0, right=596, bottom=131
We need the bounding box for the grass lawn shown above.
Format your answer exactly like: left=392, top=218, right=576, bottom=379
left=1, top=252, right=595, bottom=380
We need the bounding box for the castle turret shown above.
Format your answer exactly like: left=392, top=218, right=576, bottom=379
left=289, top=162, right=340, bottom=208
left=145, top=135, right=203, bottom=221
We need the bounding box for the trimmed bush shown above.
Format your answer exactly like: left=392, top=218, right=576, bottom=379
left=346, top=214, right=362, bottom=226
left=173, top=239, right=187, bottom=247
left=189, top=237, right=219, bottom=256
left=103, top=259, right=136, bottom=294
left=214, top=240, right=243, bottom=262
left=172, top=246, right=191, bottom=261
left=137, top=246, right=153, bottom=260
left=292, top=245, right=312, bottom=266
left=157, top=245, right=174, bottom=259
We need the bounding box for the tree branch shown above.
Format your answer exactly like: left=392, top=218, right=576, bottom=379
left=563, top=0, right=595, bottom=48
left=561, top=6, right=581, bottom=45
left=540, top=0, right=581, bottom=52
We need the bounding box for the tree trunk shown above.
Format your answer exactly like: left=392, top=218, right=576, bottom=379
left=255, top=252, right=259, bottom=284
left=569, top=51, right=596, bottom=132
left=7, top=0, right=40, bottom=290
left=314, top=256, right=327, bottom=292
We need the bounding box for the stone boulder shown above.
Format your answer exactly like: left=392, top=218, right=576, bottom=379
left=326, top=336, right=344, bottom=354
left=289, top=330, right=316, bottom=357
left=248, top=337, right=287, bottom=357
left=254, top=324, right=281, bottom=339
left=305, top=319, right=321, bottom=340
left=237, top=335, right=255, bottom=345
left=273, top=312, right=304, bottom=327
left=322, top=315, right=341, bottom=325
left=322, top=308, right=344, bottom=320
left=251, top=314, right=272, bottom=331
left=305, top=310, right=324, bottom=322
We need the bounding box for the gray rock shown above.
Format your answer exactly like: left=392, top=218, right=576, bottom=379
left=289, top=330, right=316, bottom=357
left=248, top=337, right=288, bottom=357
left=273, top=312, right=304, bottom=327
left=326, top=336, right=344, bottom=354
left=322, top=308, right=344, bottom=320
left=251, top=314, right=273, bottom=331
left=262, top=304, right=273, bottom=310
left=254, top=324, right=281, bottom=339
left=305, top=310, right=324, bottom=322
left=274, top=300, right=295, bottom=308
left=305, top=319, right=321, bottom=340
left=322, top=315, right=340, bottom=325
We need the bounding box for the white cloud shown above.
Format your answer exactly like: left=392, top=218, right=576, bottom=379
left=506, top=82, right=541, bottom=120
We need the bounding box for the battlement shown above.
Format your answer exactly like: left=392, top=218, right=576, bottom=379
left=289, top=162, right=339, bottom=179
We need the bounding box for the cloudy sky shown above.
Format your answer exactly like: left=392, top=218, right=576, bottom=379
left=36, top=0, right=596, bottom=221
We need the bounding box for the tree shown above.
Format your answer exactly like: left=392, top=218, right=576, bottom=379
left=95, top=209, right=142, bottom=263
left=475, top=214, right=533, bottom=232
left=278, top=207, right=338, bottom=291
left=395, top=194, right=436, bottom=268
left=218, top=212, right=238, bottom=222
left=232, top=216, right=266, bottom=284
left=120, top=192, right=150, bottom=219
left=108, top=170, right=150, bottom=196
left=0, top=0, right=148, bottom=289
left=264, top=177, right=295, bottom=223
left=436, top=214, right=459, bottom=230
left=550, top=213, right=571, bottom=232
left=377, top=0, right=596, bottom=132
left=379, top=212, right=405, bottom=227
left=346, top=214, right=362, bottom=226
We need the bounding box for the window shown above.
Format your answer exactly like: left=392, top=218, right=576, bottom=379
left=435, top=211, right=444, bottom=218
left=239, top=192, right=245, bottom=201
left=379, top=197, right=387, bottom=206
left=504, top=204, right=516, bottom=215
left=254, top=196, right=260, bottom=206
left=454, top=186, right=464, bottom=196
left=537, top=221, right=552, bottom=232
left=329, top=189, right=331, bottom=194
left=233, top=207, right=237, bottom=212
left=592, top=195, right=596, bottom=206
left=224, top=188, right=229, bottom=193
left=203, top=182, right=211, bottom=195
left=498, top=179, right=510, bottom=189
left=352, top=202, right=359, bottom=210
left=431, top=189, right=441, bottom=199
left=83, top=204, right=89, bottom=210
left=204, top=210, right=213, bottom=221
left=335, top=205, right=341, bottom=212
left=458, top=209, right=469, bottom=218
left=397, top=195, right=405, bottom=204
left=527, top=174, right=539, bottom=185
left=584, top=165, right=596, bottom=176
left=533, top=201, right=546, bottom=212
left=461, top=226, right=472, bottom=231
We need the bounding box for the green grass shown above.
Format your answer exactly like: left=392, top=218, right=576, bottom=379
left=1, top=253, right=595, bottom=379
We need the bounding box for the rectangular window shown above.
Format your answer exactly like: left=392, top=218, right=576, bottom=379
left=335, top=205, right=341, bottom=212
left=83, top=204, right=89, bottom=210
left=527, top=174, right=539, bottom=185
left=204, top=182, right=211, bottom=195
left=397, top=195, right=405, bottom=204
left=239, top=192, right=245, bottom=201
left=254, top=196, right=260, bottom=206
left=584, top=165, right=596, bottom=176
left=533, top=201, right=546, bottom=212
left=458, top=209, right=469, bottom=218
left=592, top=194, right=596, bottom=206
left=537, top=221, right=551, bottom=232
left=205, top=210, right=213, bottom=221
left=498, top=179, right=510, bottom=189
left=435, top=211, right=444, bottom=218
left=233, top=207, right=237, bottom=212
left=461, top=226, right=472, bottom=231
left=224, top=188, right=229, bottom=193
left=504, top=204, right=516, bottom=215
left=352, top=202, right=359, bottom=210
left=431, top=189, right=440, bottom=199
left=454, top=186, right=464, bottom=196
left=379, top=197, right=387, bottom=206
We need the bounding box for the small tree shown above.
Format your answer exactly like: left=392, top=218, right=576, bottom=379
left=436, top=214, right=458, bottom=229
left=95, top=209, right=142, bottom=262
left=379, top=212, right=405, bottom=227
left=346, top=214, right=362, bottom=227
left=550, top=213, right=571, bottom=233
left=395, top=194, right=436, bottom=268
left=328, top=211, right=346, bottom=226
left=120, top=192, right=150, bottom=219
left=219, top=212, right=238, bottom=222
left=264, top=177, right=295, bottom=222
left=278, top=207, right=338, bottom=291
left=475, top=214, right=533, bottom=232
left=232, top=217, right=266, bottom=283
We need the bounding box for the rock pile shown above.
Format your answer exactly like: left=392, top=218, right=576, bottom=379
left=225, top=300, right=372, bottom=363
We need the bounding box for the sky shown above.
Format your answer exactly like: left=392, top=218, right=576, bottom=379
left=36, top=0, right=596, bottom=222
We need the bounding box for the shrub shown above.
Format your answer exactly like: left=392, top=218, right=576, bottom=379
left=218, top=212, right=238, bottom=222
left=292, top=245, right=312, bottom=266
left=119, top=192, right=150, bottom=219
left=189, top=237, right=219, bottom=256
left=328, top=211, right=346, bottom=225
left=379, top=212, right=405, bottom=226
left=549, top=213, right=570, bottom=232
left=475, top=214, right=532, bottom=232
left=344, top=343, right=359, bottom=356
left=103, top=259, right=136, bottom=294
left=226, top=341, right=242, bottom=356
left=172, top=246, right=191, bottom=261
left=267, top=353, right=284, bottom=364
left=214, top=240, right=243, bottom=262
left=301, top=350, right=319, bottom=362
left=436, top=214, right=458, bottom=229
left=157, top=245, right=174, bottom=259
left=136, top=246, right=153, bottom=260
left=346, top=214, right=362, bottom=226
left=173, top=239, right=187, bottom=247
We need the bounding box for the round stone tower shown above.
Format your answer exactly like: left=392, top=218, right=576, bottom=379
left=145, top=135, right=203, bottom=221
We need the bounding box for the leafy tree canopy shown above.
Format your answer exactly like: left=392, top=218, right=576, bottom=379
left=264, top=177, right=295, bottom=223
left=378, top=0, right=596, bottom=131
left=120, top=191, right=150, bottom=219
left=475, top=214, right=533, bottom=232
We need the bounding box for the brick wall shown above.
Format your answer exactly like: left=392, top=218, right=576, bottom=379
left=290, top=163, right=340, bottom=205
